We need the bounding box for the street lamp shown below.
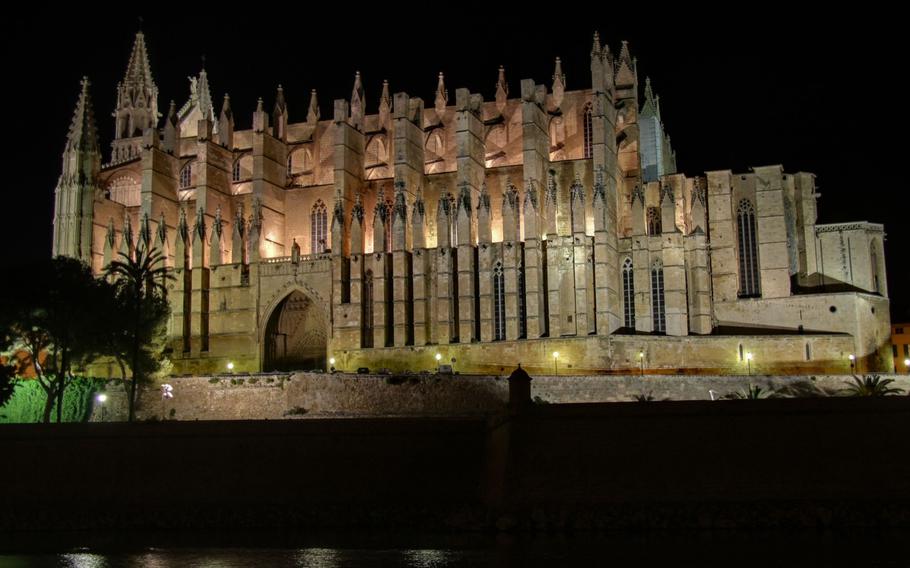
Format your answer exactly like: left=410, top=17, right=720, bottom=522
left=903, top=358, right=909, bottom=373
left=435, top=353, right=442, bottom=362
left=96, top=393, right=107, bottom=422
left=745, top=352, right=753, bottom=376
left=226, top=362, right=234, bottom=372
left=638, top=351, right=644, bottom=376
left=553, top=351, right=559, bottom=376
left=329, top=357, right=336, bottom=373
left=848, top=354, right=856, bottom=374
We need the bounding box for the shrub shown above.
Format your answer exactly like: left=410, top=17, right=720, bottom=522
left=840, top=375, right=905, bottom=397
left=283, top=406, right=308, bottom=416
left=0, top=376, right=109, bottom=423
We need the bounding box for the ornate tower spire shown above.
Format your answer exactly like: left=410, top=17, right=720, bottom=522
left=435, top=72, right=448, bottom=116
left=162, top=100, right=178, bottom=153
left=53, top=77, right=101, bottom=261
left=112, top=30, right=159, bottom=162
left=272, top=84, right=288, bottom=141
left=218, top=94, right=234, bottom=148
left=196, top=67, right=214, bottom=121
left=350, top=71, right=365, bottom=130
left=378, top=80, right=391, bottom=128
left=551, top=57, right=566, bottom=109
left=591, top=30, right=602, bottom=56
left=307, top=89, right=320, bottom=124
left=495, top=65, right=508, bottom=112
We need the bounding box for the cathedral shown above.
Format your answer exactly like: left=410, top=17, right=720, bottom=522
left=52, top=31, right=893, bottom=377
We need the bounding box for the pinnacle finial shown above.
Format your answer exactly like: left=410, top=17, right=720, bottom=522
left=592, top=31, right=602, bottom=55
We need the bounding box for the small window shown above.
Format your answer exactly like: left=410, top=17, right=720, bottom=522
left=232, top=160, right=241, bottom=182
left=179, top=163, right=192, bottom=189
left=492, top=262, right=505, bottom=341
left=647, top=207, right=662, bottom=236
left=582, top=103, right=593, bottom=159
left=896, top=327, right=904, bottom=334
left=805, top=342, right=811, bottom=361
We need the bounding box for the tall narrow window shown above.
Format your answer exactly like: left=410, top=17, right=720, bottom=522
left=583, top=103, right=593, bottom=159
left=311, top=199, right=327, bottom=254
left=651, top=260, right=666, bottom=333
left=647, top=207, right=662, bottom=235
left=363, top=270, right=374, bottom=348
left=737, top=199, right=760, bottom=297
left=517, top=259, right=527, bottom=339
left=232, top=160, right=241, bottom=182
left=870, top=242, right=881, bottom=294
left=179, top=163, right=192, bottom=189
left=622, top=258, right=635, bottom=328
left=493, top=262, right=506, bottom=341
left=287, top=154, right=294, bottom=177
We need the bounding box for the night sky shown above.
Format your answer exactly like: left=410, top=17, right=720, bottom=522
left=5, top=12, right=906, bottom=321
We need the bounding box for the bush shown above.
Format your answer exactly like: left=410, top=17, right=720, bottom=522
left=208, top=377, right=221, bottom=384
left=0, top=376, right=110, bottom=423
left=283, top=406, right=308, bottom=416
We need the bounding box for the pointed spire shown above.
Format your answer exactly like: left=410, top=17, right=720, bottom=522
left=139, top=211, right=151, bottom=250
left=218, top=93, right=234, bottom=148
left=66, top=77, right=100, bottom=154
left=551, top=57, right=566, bottom=109
left=351, top=192, right=365, bottom=225
left=163, top=100, right=178, bottom=153
left=379, top=80, right=391, bottom=128
left=253, top=97, right=269, bottom=133
left=307, top=89, right=320, bottom=124
left=592, top=31, right=602, bottom=56
left=121, top=211, right=134, bottom=256
left=435, top=72, right=448, bottom=115
left=495, top=65, right=508, bottom=112
left=156, top=210, right=168, bottom=248
left=196, top=68, right=214, bottom=121
left=194, top=206, right=206, bottom=242
left=113, top=30, right=159, bottom=145
left=177, top=206, right=188, bottom=244
left=106, top=218, right=116, bottom=248
left=272, top=84, right=288, bottom=140
left=570, top=174, right=585, bottom=204
left=477, top=182, right=491, bottom=213
left=641, top=77, right=660, bottom=119
left=350, top=71, right=365, bottom=129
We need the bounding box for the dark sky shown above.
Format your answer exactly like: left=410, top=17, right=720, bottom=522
left=5, top=12, right=906, bottom=321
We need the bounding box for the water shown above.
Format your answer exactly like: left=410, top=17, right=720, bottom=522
left=1, top=531, right=906, bottom=567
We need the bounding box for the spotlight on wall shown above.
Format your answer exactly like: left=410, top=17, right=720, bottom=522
left=227, top=362, right=235, bottom=371
left=329, top=357, right=336, bottom=366
left=904, top=358, right=909, bottom=370
left=848, top=354, right=856, bottom=373
left=745, top=352, right=753, bottom=376
left=435, top=353, right=442, bottom=362
left=96, top=394, right=107, bottom=403
left=553, top=351, right=559, bottom=376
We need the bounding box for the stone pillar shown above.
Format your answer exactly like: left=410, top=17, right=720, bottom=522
left=411, top=193, right=430, bottom=345
left=372, top=195, right=391, bottom=348
left=520, top=79, right=550, bottom=338
left=349, top=196, right=366, bottom=347
left=590, top=44, right=622, bottom=333
left=477, top=184, right=494, bottom=342
left=544, top=173, right=563, bottom=336
left=753, top=165, right=791, bottom=298
left=391, top=185, right=412, bottom=346
left=252, top=114, right=288, bottom=259
left=140, top=129, right=179, bottom=266
left=454, top=88, right=485, bottom=344
left=706, top=170, right=737, bottom=303
left=436, top=194, right=457, bottom=344
left=659, top=183, right=688, bottom=336
left=793, top=172, right=819, bottom=286
left=570, top=177, right=593, bottom=335
left=190, top=207, right=210, bottom=353
left=685, top=231, right=713, bottom=334
left=501, top=181, right=523, bottom=340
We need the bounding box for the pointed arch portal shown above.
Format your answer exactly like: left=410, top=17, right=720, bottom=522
left=263, top=289, right=327, bottom=371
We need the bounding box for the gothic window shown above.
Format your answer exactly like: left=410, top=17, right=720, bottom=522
left=736, top=199, right=760, bottom=297
left=870, top=241, right=881, bottom=294
left=311, top=199, right=327, bottom=254
left=426, top=131, right=445, bottom=156
left=363, top=270, right=374, bottom=348
left=493, top=262, right=506, bottom=341
left=107, top=175, right=140, bottom=207
left=179, top=163, right=192, bottom=189
left=647, top=207, right=662, bottom=235
left=622, top=258, right=635, bottom=328
left=518, top=259, right=527, bottom=339
left=232, top=159, right=241, bottom=182
left=651, top=260, right=666, bottom=333
left=287, top=154, right=294, bottom=177
left=583, top=102, right=593, bottom=159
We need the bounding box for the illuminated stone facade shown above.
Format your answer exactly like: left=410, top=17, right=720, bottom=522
left=52, top=31, right=893, bottom=376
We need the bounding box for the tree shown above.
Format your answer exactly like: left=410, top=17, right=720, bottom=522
left=104, top=247, right=173, bottom=421
left=0, top=257, right=110, bottom=422
left=840, top=375, right=905, bottom=397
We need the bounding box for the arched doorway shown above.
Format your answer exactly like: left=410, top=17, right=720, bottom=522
left=263, top=289, right=327, bottom=371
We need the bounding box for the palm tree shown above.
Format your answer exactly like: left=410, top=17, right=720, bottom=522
left=840, top=374, right=905, bottom=397
left=105, top=247, right=173, bottom=421
left=724, top=384, right=773, bottom=400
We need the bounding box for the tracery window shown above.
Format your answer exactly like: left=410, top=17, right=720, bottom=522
left=583, top=103, right=593, bottom=159
left=311, top=199, right=327, bottom=254
left=737, top=199, right=760, bottom=297
left=232, top=159, right=241, bottom=182
left=179, top=163, right=192, bottom=189
left=493, top=262, right=506, bottom=341
left=647, top=207, right=662, bottom=235
left=651, top=260, right=666, bottom=333
left=622, top=258, right=635, bottom=328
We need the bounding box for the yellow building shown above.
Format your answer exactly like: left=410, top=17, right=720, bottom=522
left=893, top=324, right=910, bottom=372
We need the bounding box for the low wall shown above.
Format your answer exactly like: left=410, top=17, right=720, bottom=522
left=85, top=373, right=910, bottom=422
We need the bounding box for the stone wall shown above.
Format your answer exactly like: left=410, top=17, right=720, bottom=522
left=91, top=372, right=910, bottom=422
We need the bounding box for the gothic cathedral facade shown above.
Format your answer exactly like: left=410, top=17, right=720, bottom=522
left=52, top=31, right=893, bottom=376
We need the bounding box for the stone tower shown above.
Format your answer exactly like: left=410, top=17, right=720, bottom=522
left=112, top=30, right=159, bottom=163
left=52, top=77, right=100, bottom=262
